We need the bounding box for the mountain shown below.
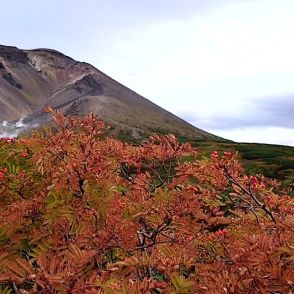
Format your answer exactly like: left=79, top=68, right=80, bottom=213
left=0, top=44, right=217, bottom=140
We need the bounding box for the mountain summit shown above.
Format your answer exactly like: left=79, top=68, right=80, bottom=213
left=0, top=44, right=216, bottom=140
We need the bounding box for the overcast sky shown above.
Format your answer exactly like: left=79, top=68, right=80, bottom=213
left=1, top=0, right=294, bottom=145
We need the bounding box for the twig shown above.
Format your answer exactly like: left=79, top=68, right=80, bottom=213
left=223, top=166, right=276, bottom=223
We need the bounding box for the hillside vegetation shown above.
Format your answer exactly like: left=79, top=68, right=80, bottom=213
left=114, top=132, right=294, bottom=196
left=196, top=141, right=294, bottom=193
left=0, top=110, right=293, bottom=293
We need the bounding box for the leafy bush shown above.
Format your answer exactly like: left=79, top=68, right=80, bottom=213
left=0, top=109, right=293, bottom=293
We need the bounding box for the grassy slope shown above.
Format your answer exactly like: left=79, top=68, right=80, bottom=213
left=193, top=140, right=294, bottom=197
left=11, top=129, right=294, bottom=197
left=114, top=131, right=294, bottom=193
left=194, top=141, right=294, bottom=180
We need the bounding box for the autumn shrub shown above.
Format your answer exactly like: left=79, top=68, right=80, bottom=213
left=0, top=108, right=293, bottom=293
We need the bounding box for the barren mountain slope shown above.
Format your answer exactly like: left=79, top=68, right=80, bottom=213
left=0, top=45, right=218, bottom=140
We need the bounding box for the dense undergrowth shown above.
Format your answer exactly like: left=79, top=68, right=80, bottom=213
left=116, top=130, right=294, bottom=193
left=195, top=141, right=294, bottom=196
left=0, top=109, right=293, bottom=293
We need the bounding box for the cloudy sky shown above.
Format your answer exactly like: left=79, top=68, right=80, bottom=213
left=1, top=0, right=294, bottom=145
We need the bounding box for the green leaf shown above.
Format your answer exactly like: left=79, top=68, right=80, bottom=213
left=0, top=285, right=13, bottom=294
left=171, top=273, right=195, bottom=293
left=0, top=226, right=11, bottom=244
left=7, top=163, right=19, bottom=175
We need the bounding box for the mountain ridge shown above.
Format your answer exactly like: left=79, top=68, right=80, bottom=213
left=0, top=44, right=218, bottom=140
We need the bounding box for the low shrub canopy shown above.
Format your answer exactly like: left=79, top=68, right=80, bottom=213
left=0, top=109, right=293, bottom=293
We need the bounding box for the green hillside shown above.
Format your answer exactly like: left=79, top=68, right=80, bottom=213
left=193, top=140, right=294, bottom=195
left=112, top=131, right=294, bottom=195
left=112, top=130, right=294, bottom=182
left=195, top=141, right=294, bottom=178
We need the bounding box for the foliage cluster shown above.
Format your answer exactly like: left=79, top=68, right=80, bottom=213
left=194, top=141, right=294, bottom=194
left=0, top=109, right=293, bottom=293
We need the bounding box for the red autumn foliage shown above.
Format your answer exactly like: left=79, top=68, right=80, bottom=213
left=0, top=109, right=293, bottom=293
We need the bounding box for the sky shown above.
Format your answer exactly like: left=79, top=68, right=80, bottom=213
left=1, top=0, right=294, bottom=146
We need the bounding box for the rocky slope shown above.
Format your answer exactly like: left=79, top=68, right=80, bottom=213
left=0, top=44, right=217, bottom=140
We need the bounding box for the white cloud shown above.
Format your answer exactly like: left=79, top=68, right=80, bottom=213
left=210, top=127, right=294, bottom=146
left=91, top=0, right=294, bottom=145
